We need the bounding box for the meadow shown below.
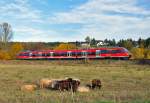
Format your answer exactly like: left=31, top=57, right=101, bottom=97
left=0, top=60, right=150, bottom=103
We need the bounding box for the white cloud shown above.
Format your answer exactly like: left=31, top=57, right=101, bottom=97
left=49, top=0, right=150, bottom=40
left=0, top=0, right=43, bottom=23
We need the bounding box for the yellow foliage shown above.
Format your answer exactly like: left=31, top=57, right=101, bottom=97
left=144, top=49, right=150, bottom=59
left=0, top=50, right=11, bottom=60
left=130, top=48, right=144, bottom=59
left=10, top=43, right=24, bottom=59
left=54, top=43, right=76, bottom=50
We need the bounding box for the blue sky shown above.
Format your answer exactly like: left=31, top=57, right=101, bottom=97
left=0, top=0, right=150, bottom=42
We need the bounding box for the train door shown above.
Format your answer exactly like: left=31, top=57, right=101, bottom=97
left=67, top=51, right=72, bottom=57
left=29, top=52, right=32, bottom=58
left=50, top=52, right=54, bottom=57
left=96, top=50, right=101, bottom=57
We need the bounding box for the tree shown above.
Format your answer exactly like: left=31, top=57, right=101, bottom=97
left=85, top=36, right=91, bottom=44
left=54, top=43, right=76, bottom=50
left=107, top=39, right=116, bottom=46
left=10, top=43, right=24, bottom=59
left=145, top=37, right=150, bottom=48
left=138, top=38, right=145, bottom=48
left=91, top=38, right=96, bottom=46
left=0, top=50, right=11, bottom=60
left=117, top=39, right=133, bottom=50
left=0, top=22, right=13, bottom=44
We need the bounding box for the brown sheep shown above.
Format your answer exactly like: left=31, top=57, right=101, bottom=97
left=21, top=84, right=37, bottom=92
left=52, top=78, right=80, bottom=92
left=86, top=79, right=102, bottom=89
left=91, top=79, right=102, bottom=89
left=39, top=78, right=53, bottom=89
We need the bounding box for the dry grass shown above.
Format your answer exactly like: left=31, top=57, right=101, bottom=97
left=0, top=60, right=150, bottom=103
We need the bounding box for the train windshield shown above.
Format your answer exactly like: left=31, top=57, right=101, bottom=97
left=123, top=48, right=129, bottom=53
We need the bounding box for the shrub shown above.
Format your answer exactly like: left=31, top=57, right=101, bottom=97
left=144, top=49, right=150, bottom=59
left=130, top=48, right=144, bottom=59
left=0, top=50, right=11, bottom=60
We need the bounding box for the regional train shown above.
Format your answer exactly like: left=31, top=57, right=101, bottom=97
left=16, top=47, right=131, bottom=60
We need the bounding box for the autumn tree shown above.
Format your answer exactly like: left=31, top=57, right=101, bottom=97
left=10, top=43, right=24, bottom=59
left=54, top=43, right=76, bottom=50
left=0, top=50, right=11, bottom=60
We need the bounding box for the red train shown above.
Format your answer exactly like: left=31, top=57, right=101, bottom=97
left=17, top=47, right=131, bottom=60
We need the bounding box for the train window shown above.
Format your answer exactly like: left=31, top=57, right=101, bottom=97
left=77, top=52, right=82, bottom=56
left=60, top=52, right=67, bottom=56
left=111, top=50, right=121, bottom=54
left=82, top=51, right=87, bottom=57
left=123, top=48, right=129, bottom=53
left=42, top=53, right=46, bottom=56
left=54, top=52, right=60, bottom=56
left=46, top=53, right=50, bottom=56
left=72, top=52, right=76, bottom=56
left=38, top=52, right=42, bottom=56
left=32, top=54, right=37, bottom=57
left=19, top=53, right=29, bottom=56
left=101, top=50, right=109, bottom=54
left=88, top=52, right=95, bottom=55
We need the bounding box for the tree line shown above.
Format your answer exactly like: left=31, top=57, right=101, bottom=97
left=0, top=22, right=150, bottom=60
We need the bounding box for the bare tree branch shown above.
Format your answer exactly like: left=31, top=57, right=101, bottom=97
left=0, top=22, right=13, bottom=44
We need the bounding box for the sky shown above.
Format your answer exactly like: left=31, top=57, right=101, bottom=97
left=0, top=0, right=150, bottom=42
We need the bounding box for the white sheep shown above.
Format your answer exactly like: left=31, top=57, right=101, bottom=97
left=77, top=86, right=90, bottom=93
left=21, top=84, right=37, bottom=92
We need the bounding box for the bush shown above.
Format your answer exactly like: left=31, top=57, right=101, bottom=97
left=144, top=49, right=150, bottom=59
left=0, top=50, right=11, bottom=60
left=130, top=48, right=144, bottom=59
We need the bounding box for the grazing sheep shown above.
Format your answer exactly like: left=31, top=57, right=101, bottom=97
left=86, top=79, right=102, bottom=89
left=48, top=79, right=63, bottom=89
left=21, top=84, right=37, bottom=92
left=91, top=79, right=102, bottom=89
left=51, top=78, right=80, bottom=92
left=39, top=78, right=53, bottom=89
left=77, top=86, right=90, bottom=92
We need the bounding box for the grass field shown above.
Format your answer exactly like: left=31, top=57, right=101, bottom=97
left=0, top=60, right=150, bottom=103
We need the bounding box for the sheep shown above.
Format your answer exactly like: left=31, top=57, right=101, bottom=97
left=77, top=86, right=90, bottom=93
left=86, top=79, right=102, bottom=89
left=21, top=84, right=37, bottom=92
left=39, top=78, right=53, bottom=89
left=91, top=79, right=102, bottom=89
left=51, top=78, right=80, bottom=92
